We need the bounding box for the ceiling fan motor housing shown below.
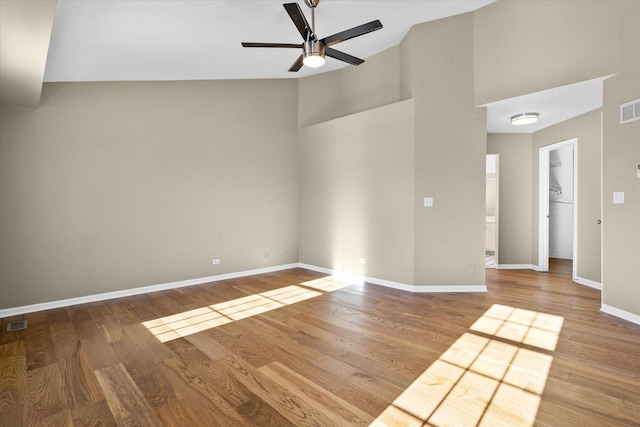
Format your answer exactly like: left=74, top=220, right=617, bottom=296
left=304, top=40, right=325, bottom=58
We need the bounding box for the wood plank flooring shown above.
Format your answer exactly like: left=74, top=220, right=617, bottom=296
left=1, top=260, right=639, bottom=426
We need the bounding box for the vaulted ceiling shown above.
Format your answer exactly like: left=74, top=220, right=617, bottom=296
left=1, top=0, right=603, bottom=131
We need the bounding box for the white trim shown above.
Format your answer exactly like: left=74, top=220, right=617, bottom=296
left=538, top=138, right=578, bottom=277
left=572, top=141, right=579, bottom=281
left=496, top=264, right=539, bottom=271
left=0, top=263, right=299, bottom=318
left=299, top=263, right=487, bottom=293
left=298, top=263, right=334, bottom=276
left=1, top=261, right=494, bottom=318
left=412, top=285, right=488, bottom=293
left=539, top=148, right=550, bottom=272
left=573, top=276, right=602, bottom=290
left=601, top=304, right=640, bottom=326
left=549, top=255, right=574, bottom=260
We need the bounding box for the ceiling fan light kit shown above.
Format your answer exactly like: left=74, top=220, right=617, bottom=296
left=303, top=40, right=326, bottom=68
left=242, top=0, right=383, bottom=72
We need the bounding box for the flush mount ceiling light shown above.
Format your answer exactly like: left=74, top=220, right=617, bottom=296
left=511, top=112, right=539, bottom=126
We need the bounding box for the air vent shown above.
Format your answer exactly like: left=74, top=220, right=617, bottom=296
left=7, top=320, right=27, bottom=331
left=620, top=98, right=640, bottom=124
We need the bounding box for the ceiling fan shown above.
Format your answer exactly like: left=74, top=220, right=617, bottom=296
left=241, top=0, right=383, bottom=72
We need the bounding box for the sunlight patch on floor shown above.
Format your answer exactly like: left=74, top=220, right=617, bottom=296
left=470, top=304, right=564, bottom=351
left=370, top=305, right=563, bottom=427
left=143, top=276, right=351, bottom=342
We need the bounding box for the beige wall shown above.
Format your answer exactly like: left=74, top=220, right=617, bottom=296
left=2, top=0, right=638, bottom=319
left=0, top=0, right=57, bottom=109
left=298, top=13, right=486, bottom=288
left=298, top=100, right=415, bottom=285
left=411, top=14, right=487, bottom=286
left=474, top=0, right=620, bottom=105
left=532, top=109, right=602, bottom=283
left=399, top=29, right=414, bottom=101
left=487, top=134, right=532, bottom=265
left=601, top=0, right=640, bottom=315
left=486, top=178, right=496, bottom=217
left=0, top=80, right=299, bottom=309
left=297, top=45, right=400, bottom=128
left=476, top=0, right=638, bottom=317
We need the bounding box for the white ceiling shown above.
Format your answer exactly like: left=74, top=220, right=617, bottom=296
left=44, top=0, right=494, bottom=82
left=485, top=77, right=606, bottom=133
left=40, top=0, right=604, bottom=132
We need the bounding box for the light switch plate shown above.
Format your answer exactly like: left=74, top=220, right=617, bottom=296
left=613, top=192, right=625, bottom=204
left=424, top=197, right=433, bottom=207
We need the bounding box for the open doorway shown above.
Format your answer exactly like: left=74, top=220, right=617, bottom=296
left=538, top=138, right=577, bottom=278
left=486, top=154, right=498, bottom=268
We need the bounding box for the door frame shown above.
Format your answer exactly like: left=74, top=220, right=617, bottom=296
left=486, top=154, right=499, bottom=266
left=538, top=138, right=578, bottom=279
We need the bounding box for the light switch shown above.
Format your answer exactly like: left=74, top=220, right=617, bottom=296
left=424, top=197, right=433, bottom=207
left=613, top=192, right=625, bottom=204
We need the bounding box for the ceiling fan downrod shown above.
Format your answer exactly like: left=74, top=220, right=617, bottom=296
left=304, top=0, right=319, bottom=39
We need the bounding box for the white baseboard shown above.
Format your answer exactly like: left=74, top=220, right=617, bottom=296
left=549, top=255, right=573, bottom=260
left=496, top=264, right=539, bottom=270
left=299, top=263, right=487, bottom=293
left=601, top=304, right=640, bottom=326
left=0, top=263, right=299, bottom=318
left=574, top=276, right=602, bottom=290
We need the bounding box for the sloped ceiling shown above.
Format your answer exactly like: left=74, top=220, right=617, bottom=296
left=42, top=0, right=493, bottom=82
left=485, top=77, right=605, bottom=133
left=0, top=0, right=57, bottom=109
left=0, top=0, right=604, bottom=131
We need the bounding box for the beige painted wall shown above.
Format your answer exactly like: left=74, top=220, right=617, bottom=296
left=601, top=0, right=640, bottom=316
left=487, top=134, right=532, bottom=265
left=475, top=0, right=638, bottom=317
left=0, top=0, right=57, bottom=108
left=0, top=79, right=299, bottom=309
left=474, top=0, right=620, bottom=105
left=2, top=0, right=637, bottom=319
left=532, top=109, right=602, bottom=283
left=297, top=45, right=400, bottom=128
left=399, top=29, right=414, bottom=101
left=486, top=178, right=496, bottom=217
left=411, top=14, right=486, bottom=286
left=298, top=100, right=415, bottom=285
left=298, top=13, right=486, bottom=288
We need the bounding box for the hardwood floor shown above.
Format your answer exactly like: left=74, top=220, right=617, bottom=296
left=1, top=261, right=639, bottom=426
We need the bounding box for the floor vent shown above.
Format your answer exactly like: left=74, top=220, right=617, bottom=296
left=7, top=320, right=27, bottom=332
left=620, top=98, right=640, bottom=124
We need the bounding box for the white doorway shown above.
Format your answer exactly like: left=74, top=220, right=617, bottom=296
left=486, top=154, right=498, bottom=268
left=538, top=138, right=577, bottom=278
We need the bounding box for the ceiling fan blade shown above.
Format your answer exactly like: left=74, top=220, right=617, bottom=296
left=283, top=3, right=314, bottom=41
left=288, top=55, right=305, bottom=72
left=242, top=42, right=302, bottom=49
left=325, top=47, right=364, bottom=66
left=321, top=20, right=383, bottom=47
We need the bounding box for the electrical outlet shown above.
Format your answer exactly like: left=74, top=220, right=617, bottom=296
left=263, top=252, right=271, bottom=258
left=359, top=258, right=366, bottom=264
left=212, top=259, right=221, bottom=265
